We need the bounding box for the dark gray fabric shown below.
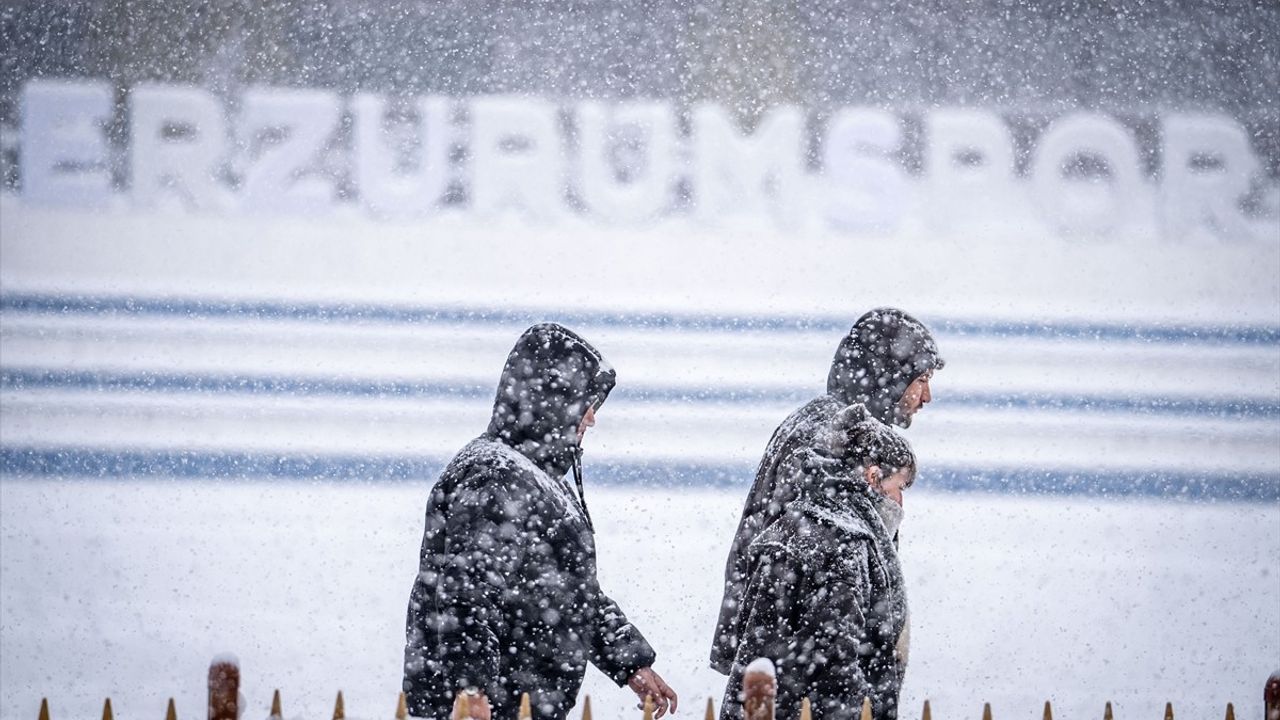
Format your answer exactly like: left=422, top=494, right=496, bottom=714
left=403, top=324, right=652, bottom=720
left=718, top=450, right=908, bottom=720
left=710, top=309, right=939, bottom=675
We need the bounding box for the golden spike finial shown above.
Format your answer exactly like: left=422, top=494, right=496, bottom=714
left=396, top=692, right=408, bottom=720
left=922, top=700, right=932, bottom=720
left=860, top=698, right=872, bottom=720
left=705, top=698, right=716, bottom=720
left=102, top=699, right=114, bottom=720
left=38, top=699, right=50, bottom=720
left=982, top=702, right=992, bottom=720
left=799, top=698, right=811, bottom=720
left=1224, top=703, right=1235, bottom=720
left=1104, top=702, right=1113, bottom=720
left=333, top=691, right=345, bottom=720
left=643, top=695, right=655, bottom=720
left=166, top=698, right=177, bottom=720
left=1043, top=701, right=1053, bottom=720
left=271, top=691, right=283, bottom=720
left=1164, top=703, right=1173, bottom=720
left=519, top=693, right=532, bottom=720
left=582, top=696, right=593, bottom=720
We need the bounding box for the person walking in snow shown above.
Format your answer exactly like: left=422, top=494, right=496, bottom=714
left=718, top=405, right=917, bottom=720
left=403, top=323, right=679, bottom=720
left=710, top=308, right=942, bottom=677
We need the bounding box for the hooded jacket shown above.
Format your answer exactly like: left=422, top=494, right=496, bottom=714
left=403, top=324, right=655, bottom=720
left=718, top=449, right=909, bottom=720
left=710, top=308, right=940, bottom=674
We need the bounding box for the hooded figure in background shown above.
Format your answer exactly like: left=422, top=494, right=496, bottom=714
left=709, top=308, right=943, bottom=675
left=404, top=323, right=678, bottom=720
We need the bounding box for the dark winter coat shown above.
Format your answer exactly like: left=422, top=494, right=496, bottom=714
left=403, top=324, right=656, bottom=720
left=710, top=308, right=940, bottom=674
left=718, top=450, right=909, bottom=720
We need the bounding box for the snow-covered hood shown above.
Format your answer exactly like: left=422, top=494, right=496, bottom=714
left=826, top=307, right=945, bottom=427
left=485, top=322, right=616, bottom=478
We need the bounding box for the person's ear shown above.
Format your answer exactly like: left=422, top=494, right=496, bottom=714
left=863, top=465, right=883, bottom=486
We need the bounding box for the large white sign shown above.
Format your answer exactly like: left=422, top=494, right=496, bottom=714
left=11, top=79, right=1276, bottom=241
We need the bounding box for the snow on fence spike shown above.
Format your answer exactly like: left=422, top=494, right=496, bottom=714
left=799, top=698, right=811, bottom=720
left=103, top=699, right=114, bottom=720
left=519, top=693, right=532, bottom=720
left=1043, top=701, right=1053, bottom=720
left=167, top=698, right=178, bottom=720
left=396, top=693, right=408, bottom=720
left=1163, top=702, right=1173, bottom=720
left=981, top=702, right=992, bottom=720
left=922, top=700, right=932, bottom=720
left=643, top=695, right=654, bottom=720
left=208, top=658, right=239, bottom=720
left=38, top=698, right=49, bottom=720
left=859, top=698, right=872, bottom=720
left=743, top=659, right=776, bottom=720
left=270, top=690, right=282, bottom=720
left=333, top=691, right=345, bottom=720
left=1224, top=703, right=1234, bottom=720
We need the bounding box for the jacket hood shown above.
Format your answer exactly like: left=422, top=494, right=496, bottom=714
left=486, top=323, right=616, bottom=477
left=826, top=307, right=944, bottom=427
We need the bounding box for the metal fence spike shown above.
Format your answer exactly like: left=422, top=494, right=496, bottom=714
left=1224, top=702, right=1234, bottom=720
left=982, top=702, right=992, bottom=720
left=582, top=696, right=592, bottom=720
left=166, top=698, right=177, bottom=720
left=396, top=692, right=407, bottom=720
left=519, top=693, right=532, bottom=720
left=102, top=699, right=114, bottom=720
left=1164, top=703, right=1173, bottom=720
left=333, top=691, right=345, bottom=720
left=1104, top=702, right=1113, bottom=720
left=705, top=698, right=715, bottom=720
left=643, top=695, right=654, bottom=720
left=271, top=691, right=282, bottom=720
left=922, top=700, right=932, bottom=720
left=1043, top=701, right=1053, bottom=720
left=860, top=698, right=872, bottom=720
left=799, top=698, right=811, bottom=720
left=38, top=699, right=50, bottom=720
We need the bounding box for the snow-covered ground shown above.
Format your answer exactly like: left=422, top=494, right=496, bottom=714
left=1, top=480, right=1277, bottom=720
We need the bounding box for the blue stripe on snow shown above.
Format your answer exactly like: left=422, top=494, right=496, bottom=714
left=3, top=368, right=1277, bottom=419
left=3, top=292, right=1278, bottom=345
left=1, top=447, right=1275, bottom=501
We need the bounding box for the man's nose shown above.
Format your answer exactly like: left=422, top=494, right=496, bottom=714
left=921, top=381, right=931, bottom=404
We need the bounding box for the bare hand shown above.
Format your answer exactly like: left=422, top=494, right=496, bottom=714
left=628, top=667, right=679, bottom=718
left=452, top=689, right=491, bottom=720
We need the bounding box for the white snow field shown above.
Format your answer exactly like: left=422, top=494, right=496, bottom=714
left=2, top=199, right=1278, bottom=720
left=1, top=481, right=1277, bottom=720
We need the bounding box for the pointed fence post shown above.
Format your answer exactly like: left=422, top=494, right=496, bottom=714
left=38, top=699, right=50, bottom=720
left=103, top=699, right=114, bottom=720
left=582, top=696, right=593, bottom=720
left=333, top=692, right=346, bottom=720
left=800, top=699, right=811, bottom=720
left=208, top=657, right=239, bottom=720
left=981, top=703, right=992, bottom=720
left=643, top=695, right=654, bottom=720
left=519, top=693, right=532, bottom=720
left=922, top=701, right=932, bottom=720
left=1104, top=702, right=1113, bottom=720
left=1267, top=672, right=1280, bottom=720
left=1044, top=702, right=1053, bottom=720
left=1224, top=703, right=1234, bottom=720
left=271, top=691, right=283, bottom=720
left=859, top=698, right=872, bottom=720
left=1164, top=703, right=1173, bottom=720
left=705, top=698, right=716, bottom=720
left=742, top=659, right=776, bottom=720
left=167, top=699, right=178, bottom=720
left=397, top=693, right=408, bottom=720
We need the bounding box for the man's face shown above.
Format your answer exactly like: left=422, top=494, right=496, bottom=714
left=896, top=370, right=934, bottom=427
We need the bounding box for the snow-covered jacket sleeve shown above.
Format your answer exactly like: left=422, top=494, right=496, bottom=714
left=732, top=540, right=879, bottom=720
left=583, top=575, right=657, bottom=686
left=434, top=471, right=527, bottom=692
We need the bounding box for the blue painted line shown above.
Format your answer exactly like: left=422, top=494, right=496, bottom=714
left=3, top=368, right=1278, bottom=418
left=1, top=448, right=1275, bottom=501
left=3, top=292, right=1278, bottom=345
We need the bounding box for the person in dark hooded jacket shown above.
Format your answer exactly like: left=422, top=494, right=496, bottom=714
left=404, top=323, right=678, bottom=720
left=710, top=308, right=942, bottom=675
left=719, top=404, right=917, bottom=720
